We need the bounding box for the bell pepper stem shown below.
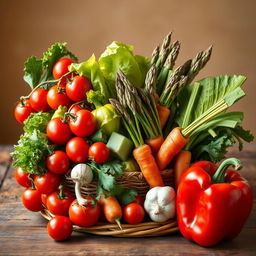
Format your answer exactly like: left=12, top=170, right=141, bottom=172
left=212, top=158, right=242, bottom=183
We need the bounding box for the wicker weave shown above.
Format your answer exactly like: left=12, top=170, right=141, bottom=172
left=63, top=169, right=174, bottom=197
left=41, top=209, right=179, bottom=237
left=41, top=168, right=178, bottom=237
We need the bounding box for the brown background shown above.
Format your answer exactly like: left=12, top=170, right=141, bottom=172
left=0, top=0, right=255, bottom=144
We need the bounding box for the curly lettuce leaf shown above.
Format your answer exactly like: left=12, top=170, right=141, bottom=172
left=23, top=56, right=43, bottom=90
left=42, top=42, right=78, bottom=80
left=11, top=130, right=51, bottom=175
left=23, top=112, right=52, bottom=134
left=99, top=41, right=150, bottom=97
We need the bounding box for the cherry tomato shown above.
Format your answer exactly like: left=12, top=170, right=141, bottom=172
left=46, top=151, right=70, bottom=175
left=15, top=167, right=32, bottom=187
left=66, top=76, right=92, bottom=102
left=47, top=117, right=73, bottom=145
left=22, top=188, right=43, bottom=212
left=133, top=195, right=144, bottom=206
left=34, top=172, right=61, bottom=194
left=47, top=216, right=73, bottom=241
left=30, top=88, right=50, bottom=112
left=66, top=137, right=89, bottom=163
left=46, top=189, right=75, bottom=216
left=41, top=194, right=48, bottom=206
left=47, top=84, right=71, bottom=110
left=14, top=100, right=34, bottom=124
left=123, top=202, right=145, bottom=224
left=69, top=197, right=100, bottom=227
left=88, top=142, right=110, bottom=164
left=52, top=57, right=74, bottom=84
left=70, top=103, right=91, bottom=115
left=69, top=110, right=97, bottom=137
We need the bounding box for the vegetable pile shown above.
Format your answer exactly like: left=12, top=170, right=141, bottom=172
left=12, top=32, right=253, bottom=245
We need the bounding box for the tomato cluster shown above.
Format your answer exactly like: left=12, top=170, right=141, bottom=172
left=14, top=57, right=147, bottom=241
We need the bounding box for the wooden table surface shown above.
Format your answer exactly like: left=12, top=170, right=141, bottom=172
left=0, top=145, right=255, bottom=256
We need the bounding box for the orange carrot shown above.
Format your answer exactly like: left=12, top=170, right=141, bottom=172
left=145, top=135, right=164, bottom=154
left=99, top=195, right=122, bottom=228
left=157, top=104, right=171, bottom=128
left=133, top=144, right=164, bottom=188
left=156, top=127, right=189, bottom=170
left=174, top=150, right=191, bottom=189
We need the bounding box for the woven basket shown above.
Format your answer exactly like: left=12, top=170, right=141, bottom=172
left=41, top=168, right=179, bottom=237
left=41, top=209, right=178, bottom=237
left=63, top=169, right=174, bottom=197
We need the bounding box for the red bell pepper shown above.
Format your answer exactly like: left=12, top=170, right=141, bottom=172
left=177, top=158, right=253, bottom=247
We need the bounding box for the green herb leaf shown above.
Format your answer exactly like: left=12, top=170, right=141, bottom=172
left=117, top=188, right=138, bottom=205
left=11, top=130, right=51, bottom=175
left=192, top=133, right=235, bottom=163
left=23, top=56, right=43, bottom=89
left=23, top=112, right=52, bottom=134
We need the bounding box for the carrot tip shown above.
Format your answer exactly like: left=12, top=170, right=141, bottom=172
left=115, top=219, right=122, bottom=230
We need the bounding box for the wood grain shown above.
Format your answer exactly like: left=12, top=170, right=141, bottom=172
left=0, top=145, right=255, bottom=256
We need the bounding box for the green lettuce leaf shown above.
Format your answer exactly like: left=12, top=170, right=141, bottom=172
left=99, top=41, right=150, bottom=97
left=23, top=56, right=43, bottom=89
left=69, top=55, right=109, bottom=107
left=42, top=42, right=78, bottom=81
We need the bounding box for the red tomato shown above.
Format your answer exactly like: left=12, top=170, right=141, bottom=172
left=15, top=167, right=32, bottom=187
left=88, top=142, right=110, bottom=164
left=41, top=194, right=48, bottom=206
left=34, top=172, right=61, bottom=194
left=14, top=100, right=34, bottom=124
left=47, top=117, right=73, bottom=145
left=66, top=137, right=89, bottom=163
left=46, top=189, right=75, bottom=216
left=22, top=188, right=43, bottom=212
left=47, top=216, right=73, bottom=241
left=133, top=195, right=144, bottom=206
left=66, top=76, right=92, bottom=102
left=47, top=84, right=71, bottom=110
left=69, top=197, right=100, bottom=227
left=52, top=57, right=74, bottom=84
left=123, top=202, right=145, bottom=224
left=70, top=103, right=91, bottom=115
left=69, top=110, right=97, bottom=137
left=46, top=151, right=70, bottom=175
left=30, top=88, right=50, bottom=112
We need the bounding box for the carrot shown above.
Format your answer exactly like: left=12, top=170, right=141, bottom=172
left=99, top=195, right=122, bottom=228
left=156, top=127, right=189, bottom=170
left=157, top=104, right=171, bottom=128
left=145, top=135, right=164, bottom=154
left=174, top=150, right=191, bottom=189
left=133, top=144, right=164, bottom=188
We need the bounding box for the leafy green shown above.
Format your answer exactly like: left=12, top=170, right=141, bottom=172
left=23, top=56, right=43, bottom=89
left=23, top=42, right=77, bottom=89
left=23, top=112, right=52, bottom=134
left=69, top=55, right=109, bottom=107
left=177, top=75, right=247, bottom=127
left=42, top=42, right=78, bottom=81
left=99, top=41, right=150, bottom=97
left=231, top=125, right=254, bottom=150
left=11, top=130, right=51, bottom=175
left=192, top=132, right=235, bottom=163
left=88, top=160, right=124, bottom=198
left=114, top=186, right=138, bottom=205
